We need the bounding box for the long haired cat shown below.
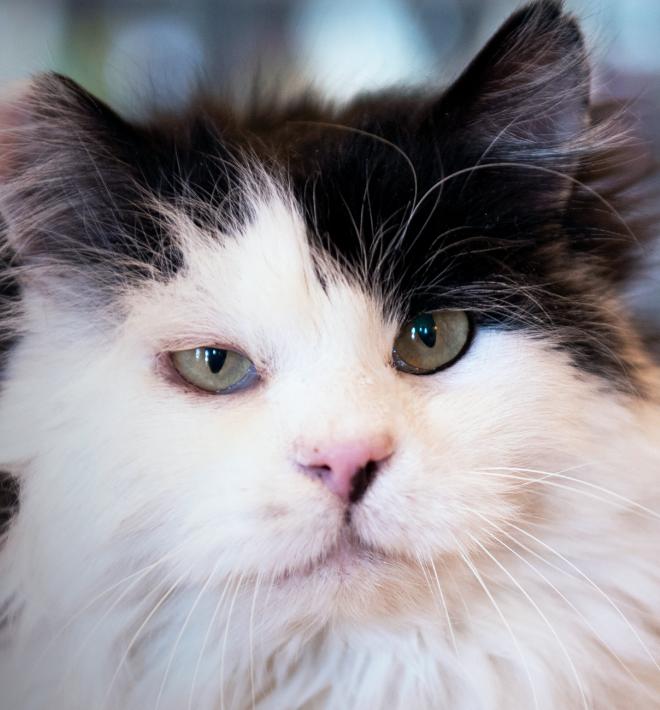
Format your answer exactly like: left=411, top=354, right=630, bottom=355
left=1, top=1, right=659, bottom=708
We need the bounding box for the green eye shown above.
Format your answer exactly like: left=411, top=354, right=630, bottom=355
left=393, top=310, right=472, bottom=375
left=171, top=347, right=258, bottom=394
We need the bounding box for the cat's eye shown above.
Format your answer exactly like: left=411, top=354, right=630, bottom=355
left=171, top=347, right=258, bottom=394
left=393, top=310, right=472, bottom=375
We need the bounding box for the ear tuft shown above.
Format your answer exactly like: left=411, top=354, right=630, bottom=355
left=0, top=73, right=148, bottom=274
left=0, top=74, right=112, bottom=183
left=443, top=0, right=589, bottom=159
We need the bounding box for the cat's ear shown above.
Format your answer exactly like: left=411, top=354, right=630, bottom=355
left=0, top=73, right=164, bottom=286
left=438, top=0, right=590, bottom=195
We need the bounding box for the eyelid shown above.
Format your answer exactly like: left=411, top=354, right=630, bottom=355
left=155, top=337, right=266, bottom=367
left=158, top=337, right=246, bottom=354
left=158, top=350, right=263, bottom=396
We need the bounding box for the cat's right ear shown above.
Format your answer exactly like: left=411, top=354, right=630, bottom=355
left=0, top=74, right=169, bottom=288
left=424, top=0, right=596, bottom=217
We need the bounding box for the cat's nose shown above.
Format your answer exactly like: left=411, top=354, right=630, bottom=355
left=295, top=433, right=394, bottom=504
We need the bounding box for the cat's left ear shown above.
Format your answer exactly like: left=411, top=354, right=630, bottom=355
left=0, top=74, right=167, bottom=289
left=436, top=0, right=591, bottom=204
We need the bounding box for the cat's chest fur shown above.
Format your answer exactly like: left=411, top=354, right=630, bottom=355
left=7, top=519, right=660, bottom=710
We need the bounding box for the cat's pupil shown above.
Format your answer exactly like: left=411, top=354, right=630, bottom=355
left=200, top=347, right=227, bottom=374
left=412, top=314, right=437, bottom=348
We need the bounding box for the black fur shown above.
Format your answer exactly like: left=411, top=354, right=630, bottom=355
left=0, top=0, right=655, bottom=396
left=0, top=473, right=18, bottom=534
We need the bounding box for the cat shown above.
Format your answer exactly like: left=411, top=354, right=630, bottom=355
left=0, top=1, right=659, bottom=708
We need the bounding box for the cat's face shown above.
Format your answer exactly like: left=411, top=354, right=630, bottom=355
left=80, top=188, right=612, bottom=620
left=0, top=2, right=654, bottom=625
left=1, top=182, right=621, bottom=626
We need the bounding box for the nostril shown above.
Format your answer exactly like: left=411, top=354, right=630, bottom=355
left=295, top=434, right=394, bottom=503
left=305, top=464, right=332, bottom=482
left=348, top=460, right=379, bottom=504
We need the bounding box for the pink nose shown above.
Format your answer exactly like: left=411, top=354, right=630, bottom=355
left=296, top=433, right=394, bottom=503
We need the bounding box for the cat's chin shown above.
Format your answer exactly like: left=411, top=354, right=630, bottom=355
left=275, top=530, right=389, bottom=584
left=266, top=530, right=432, bottom=621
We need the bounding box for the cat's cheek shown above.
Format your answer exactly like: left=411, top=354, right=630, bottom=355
left=168, top=489, right=344, bottom=583
left=352, top=332, right=596, bottom=559
left=116, top=429, right=345, bottom=582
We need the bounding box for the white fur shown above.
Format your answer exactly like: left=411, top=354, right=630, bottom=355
left=1, top=187, right=659, bottom=710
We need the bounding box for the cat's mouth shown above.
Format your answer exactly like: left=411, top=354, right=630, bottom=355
left=277, top=532, right=384, bottom=583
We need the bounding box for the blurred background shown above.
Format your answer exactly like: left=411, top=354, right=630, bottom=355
left=1, top=0, right=659, bottom=115
left=0, top=0, right=658, bottom=329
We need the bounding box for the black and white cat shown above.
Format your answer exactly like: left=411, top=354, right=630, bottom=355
left=1, top=1, right=659, bottom=708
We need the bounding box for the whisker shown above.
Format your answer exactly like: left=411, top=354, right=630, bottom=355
left=428, top=557, right=458, bottom=656
left=508, top=522, right=660, bottom=672
left=153, top=559, right=222, bottom=710
left=441, top=558, right=474, bottom=627
left=248, top=572, right=263, bottom=710
left=474, top=469, right=660, bottom=523
left=465, top=531, right=590, bottom=709
left=102, top=568, right=191, bottom=709
left=479, top=466, right=660, bottom=522
left=220, top=572, right=247, bottom=710
left=414, top=552, right=450, bottom=644
left=188, top=571, right=239, bottom=710
left=39, top=544, right=186, bottom=667
left=53, top=547, right=189, bottom=695
left=471, top=511, right=657, bottom=698
left=285, top=120, right=419, bottom=218
left=450, top=533, right=540, bottom=710
left=399, top=160, right=639, bottom=253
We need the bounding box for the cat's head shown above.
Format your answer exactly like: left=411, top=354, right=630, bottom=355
left=0, top=0, right=656, bottom=623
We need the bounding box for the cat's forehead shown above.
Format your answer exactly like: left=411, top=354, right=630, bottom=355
left=128, top=186, right=391, bottom=357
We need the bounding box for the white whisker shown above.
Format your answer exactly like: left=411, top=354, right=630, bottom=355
left=474, top=512, right=657, bottom=699
left=479, top=466, right=660, bottom=522
left=248, top=572, right=263, bottom=710
left=509, top=522, right=660, bottom=672
left=102, top=568, right=191, bottom=710
left=451, top=533, right=540, bottom=710
left=465, top=531, right=590, bottom=709
left=475, top=469, right=660, bottom=522
left=153, top=559, right=222, bottom=710
left=187, top=572, right=238, bottom=710
left=220, top=572, right=247, bottom=710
